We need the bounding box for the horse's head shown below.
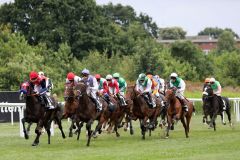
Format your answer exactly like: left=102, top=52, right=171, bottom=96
left=164, top=88, right=176, bottom=103
left=202, top=85, right=214, bottom=102
left=74, top=82, right=88, bottom=97
left=64, top=83, right=75, bottom=102
left=126, top=85, right=140, bottom=100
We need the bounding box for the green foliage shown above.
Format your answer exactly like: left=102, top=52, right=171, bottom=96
left=159, top=27, right=186, bottom=40
left=170, top=41, right=212, bottom=80
left=217, top=31, right=236, bottom=53
left=198, top=27, right=239, bottom=39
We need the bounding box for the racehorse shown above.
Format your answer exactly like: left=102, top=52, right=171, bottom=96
left=126, top=85, right=161, bottom=139
left=62, top=83, right=80, bottom=137
left=73, top=82, right=109, bottom=146
left=164, top=87, right=194, bottom=138
left=202, top=86, right=232, bottom=131
left=19, top=82, right=65, bottom=146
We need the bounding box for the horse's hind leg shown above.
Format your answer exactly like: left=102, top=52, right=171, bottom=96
left=220, top=112, right=226, bottom=125
left=226, top=109, right=232, bottom=126
left=139, top=119, right=146, bottom=140
left=21, top=118, right=29, bottom=139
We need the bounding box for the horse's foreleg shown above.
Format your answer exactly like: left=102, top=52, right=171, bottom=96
left=32, top=124, right=42, bottom=146
left=181, top=117, right=188, bottom=138
left=21, top=118, right=29, bottom=140
left=86, top=120, right=93, bottom=146
left=225, top=109, right=232, bottom=126
left=45, top=120, right=52, bottom=144
left=76, top=121, right=84, bottom=141
left=55, top=115, right=66, bottom=139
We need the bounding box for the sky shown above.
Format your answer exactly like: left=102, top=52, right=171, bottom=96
left=0, top=0, right=239, bottom=36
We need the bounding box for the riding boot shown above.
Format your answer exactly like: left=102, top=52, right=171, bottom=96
left=182, top=99, right=188, bottom=112
left=42, top=94, right=55, bottom=110
left=118, top=94, right=127, bottom=106
left=217, top=96, right=226, bottom=111
left=147, top=92, right=155, bottom=108
left=93, top=97, right=102, bottom=112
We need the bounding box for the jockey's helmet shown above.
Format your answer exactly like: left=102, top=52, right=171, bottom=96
left=67, top=72, right=75, bottom=80
left=138, top=73, right=146, bottom=81
left=29, top=71, right=38, bottom=81
left=82, top=68, right=90, bottom=74
left=170, top=72, right=178, bottom=78
left=209, top=77, right=215, bottom=83
left=95, top=74, right=101, bottom=80
left=106, top=74, right=113, bottom=81
left=38, top=71, right=44, bottom=76
left=113, top=73, right=120, bottom=79
left=205, top=78, right=211, bottom=83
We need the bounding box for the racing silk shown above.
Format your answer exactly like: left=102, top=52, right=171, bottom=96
left=98, top=78, right=107, bottom=90
left=154, top=76, right=165, bottom=93
left=39, top=75, right=53, bottom=92
left=82, top=75, right=99, bottom=95
left=136, top=77, right=152, bottom=93
left=30, top=75, right=47, bottom=94
left=117, top=77, right=127, bottom=93
left=170, top=77, right=186, bottom=93
left=210, top=81, right=221, bottom=96
left=66, top=75, right=81, bottom=86
left=150, top=78, right=159, bottom=95
left=104, top=79, right=120, bottom=95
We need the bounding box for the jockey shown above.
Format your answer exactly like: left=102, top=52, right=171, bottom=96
left=38, top=71, right=53, bottom=96
left=203, top=77, right=211, bottom=91
left=29, top=71, right=54, bottom=109
left=95, top=74, right=107, bottom=95
left=112, top=73, right=127, bottom=96
left=169, top=72, right=188, bottom=112
left=209, top=77, right=226, bottom=110
left=103, top=74, right=127, bottom=106
left=146, top=73, right=159, bottom=97
left=112, top=73, right=127, bottom=106
left=153, top=75, right=165, bottom=94
left=66, top=72, right=81, bottom=86
left=81, top=69, right=102, bottom=111
left=136, top=73, right=156, bottom=108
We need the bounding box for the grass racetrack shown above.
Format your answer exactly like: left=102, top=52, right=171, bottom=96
left=0, top=114, right=239, bottom=160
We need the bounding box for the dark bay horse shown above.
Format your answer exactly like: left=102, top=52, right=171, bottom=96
left=73, top=82, right=109, bottom=146
left=19, top=82, right=65, bottom=146
left=202, top=86, right=232, bottom=131
left=126, top=85, right=161, bottom=139
left=164, top=88, right=194, bottom=138
left=62, top=83, right=81, bottom=137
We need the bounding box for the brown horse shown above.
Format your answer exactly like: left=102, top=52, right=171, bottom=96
left=103, top=95, right=134, bottom=137
left=126, top=85, right=161, bottom=139
left=19, top=82, right=65, bottom=146
left=164, top=88, right=194, bottom=138
left=74, top=82, right=109, bottom=146
left=62, top=83, right=80, bottom=137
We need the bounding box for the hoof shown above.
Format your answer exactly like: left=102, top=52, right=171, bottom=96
left=32, top=142, right=39, bottom=146
left=130, top=129, right=134, bottom=135
left=69, top=133, right=73, bottom=137
left=165, top=136, right=169, bottom=139
left=24, top=134, right=29, bottom=140
left=124, top=128, right=128, bottom=132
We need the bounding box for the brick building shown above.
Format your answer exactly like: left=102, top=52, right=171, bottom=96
left=158, top=36, right=240, bottom=54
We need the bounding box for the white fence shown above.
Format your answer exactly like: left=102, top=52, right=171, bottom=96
left=1, top=98, right=240, bottom=137
left=189, top=98, right=240, bottom=121
left=0, top=103, right=54, bottom=137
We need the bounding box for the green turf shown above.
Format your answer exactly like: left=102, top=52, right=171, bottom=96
left=0, top=114, right=239, bottom=160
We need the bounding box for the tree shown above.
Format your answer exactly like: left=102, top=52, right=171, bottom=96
left=159, top=27, right=186, bottom=40
left=170, top=41, right=212, bottom=79
left=198, top=27, right=239, bottom=39
left=217, top=31, right=236, bottom=53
